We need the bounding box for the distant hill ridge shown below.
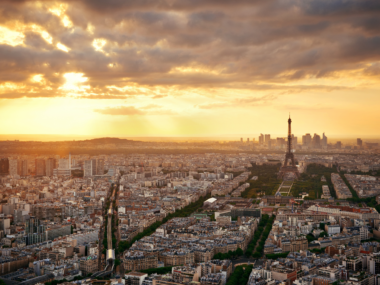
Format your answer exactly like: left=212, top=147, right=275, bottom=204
left=83, top=137, right=141, bottom=144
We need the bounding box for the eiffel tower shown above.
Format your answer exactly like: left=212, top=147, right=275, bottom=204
left=278, top=115, right=300, bottom=179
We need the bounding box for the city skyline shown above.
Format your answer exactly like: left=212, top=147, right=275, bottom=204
left=0, top=132, right=376, bottom=143
left=0, top=1, right=380, bottom=137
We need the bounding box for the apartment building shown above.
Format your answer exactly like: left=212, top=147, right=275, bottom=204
left=124, top=251, right=158, bottom=272
left=79, top=256, right=98, bottom=276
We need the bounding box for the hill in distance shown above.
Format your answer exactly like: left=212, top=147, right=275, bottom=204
left=82, top=137, right=141, bottom=144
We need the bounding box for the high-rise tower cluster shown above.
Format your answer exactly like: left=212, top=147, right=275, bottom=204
left=84, top=159, right=105, bottom=177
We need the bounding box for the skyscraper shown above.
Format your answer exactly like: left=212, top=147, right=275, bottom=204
left=25, top=216, right=45, bottom=245
left=25, top=216, right=44, bottom=234
left=54, top=157, right=71, bottom=176
left=302, top=134, right=312, bottom=146
left=84, top=160, right=93, bottom=177
left=58, top=158, right=69, bottom=169
left=312, top=133, right=321, bottom=148
left=9, top=159, right=18, bottom=176
left=17, top=159, right=23, bottom=175
left=35, top=159, right=46, bottom=176
left=91, top=159, right=97, bottom=176
left=322, top=133, right=328, bottom=147
left=0, top=158, right=9, bottom=175
left=292, top=134, right=298, bottom=146
left=84, top=159, right=105, bottom=176
left=259, top=134, right=264, bottom=144
left=96, top=159, right=105, bottom=175
left=265, top=134, right=271, bottom=144
left=277, top=137, right=286, bottom=147
left=46, top=158, right=56, bottom=177
left=357, top=138, right=363, bottom=147
left=19, top=160, right=28, bottom=176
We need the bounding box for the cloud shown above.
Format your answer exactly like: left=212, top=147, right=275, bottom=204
left=0, top=0, right=379, bottom=101
left=363, top=63, right=380, bottom=76
left=76, top=94, right=129, bottom=99
left=152, top=94, right=167, bottom=99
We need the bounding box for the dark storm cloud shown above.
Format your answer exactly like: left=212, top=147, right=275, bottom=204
left=364, top=63, right=380, bottom=76
left=23, top=32, right=53, bottom=50
left=342, top=36, right=380, bottom=61
left=302, top=0, right=380, bottom=16
left=0, top=0, right=380, bottom=99
left=76, top=0, right=264, bottom=13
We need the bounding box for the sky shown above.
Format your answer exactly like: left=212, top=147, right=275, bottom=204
left=0, top=0, right=380, bottom=139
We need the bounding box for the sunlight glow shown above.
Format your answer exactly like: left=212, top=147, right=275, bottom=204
left=57, top=42, right=70, bottom=52
left=87, top=23, right=95, bottom=34
left=0, top=82, right=23, bottom=91
left=60, top=73, right=89, bottom=91
left=92, top=38, right=107, bottom=53
left=0, top=26, right=24, bottom=46
left=62, top=16, right=73, bottom=28
left=41, top=31, right=53, bottom=44
left=31, top=74, right=43, bottom=83
left=169, top=66, right=223, bottom=75
left=49, top=5, right=64, bottom=16
left=49, top=4, right=73, bottom=28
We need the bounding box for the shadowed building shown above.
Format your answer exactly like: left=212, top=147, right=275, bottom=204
left=35, top=159, right=46, bottom=176
left=0, top=158, right=9, bottom=175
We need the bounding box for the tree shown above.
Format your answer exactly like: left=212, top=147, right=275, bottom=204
left=119, top=194, right=211, bottom=253
left=140, top=266, right=173, bottom=275
left=306, top=234, right=315, bottom=243
left=266, top=252, right=289, bottom=259
left=252, top=252, right=261, bottom=258
left=236, top=248, right=243, bottom=256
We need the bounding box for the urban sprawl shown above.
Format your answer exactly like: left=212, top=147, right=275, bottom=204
left=0, top=133, right=380, bottom=285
